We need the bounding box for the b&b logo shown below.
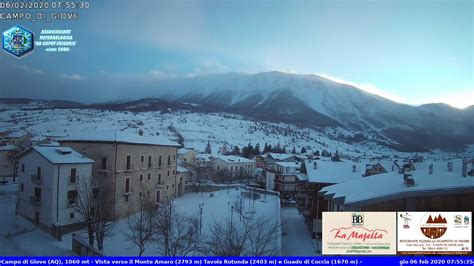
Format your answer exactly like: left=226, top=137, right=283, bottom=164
left=352, top=213, right=364, bottom=226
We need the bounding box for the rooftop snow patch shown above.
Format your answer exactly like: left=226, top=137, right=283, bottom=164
left=30, top=146, right=94, bottom=164
left=211, top=155, right=254, bottom=163
left=319, top=160, right=474, bottom=206
left=0, top=144, right=17, bottom=151
left=57, top=131, right=180, bottom=147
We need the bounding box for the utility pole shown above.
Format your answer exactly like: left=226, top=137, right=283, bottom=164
left=199, top=203, right=204, bottom=236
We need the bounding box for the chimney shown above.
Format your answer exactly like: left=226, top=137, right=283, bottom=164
left=313, top=161, right=317, bottom=170
left=462, top=159, right=468, bottom=177
left=352, top=164, right=356, bottom=173
left=429, top=163, right=433, bottom=175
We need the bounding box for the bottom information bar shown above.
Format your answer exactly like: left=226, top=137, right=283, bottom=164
left=0, top=257, right=474, bottom=266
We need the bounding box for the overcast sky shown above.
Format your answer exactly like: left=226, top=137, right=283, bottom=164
left=0, top=0, right=472, bottom=108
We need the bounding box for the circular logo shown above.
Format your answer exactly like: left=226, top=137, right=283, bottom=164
left=420, top=213, right=447, bottom=239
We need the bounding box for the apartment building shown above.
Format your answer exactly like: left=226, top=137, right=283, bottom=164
left=210, top=155, right=255, bottom=178
left=16, top=145, right=94, bottom=239
left=57, top=131, right=181, bottom=218
left=266, top=161, right=301, bottom=199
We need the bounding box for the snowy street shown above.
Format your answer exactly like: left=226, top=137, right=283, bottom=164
left=281, top=206, right=318, bottom=256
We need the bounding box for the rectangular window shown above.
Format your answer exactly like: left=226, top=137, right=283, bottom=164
left=173, top=155, right=176, bottom=161
left=159, top=156, right=162, bottom=167
left=167, top=155, right=171, bottom=166
left=102, top=157, right=107, bottom=170
left=147, top=173, right=151, bottom=180
left=70, top=168, right=76, bottom=183
left=126, top=156, right=131, bottom=170
left=147, top=190, right=150, bottom=196
left=21, top=164, right=25, bottom=172
left=140, top=174, right=143, bottom=182
left=173, top=170, right=175, bottom=175
left=148, top=156, right=152, bottom=168
left=67, top=190, right=77, bottom=204
left=37, top=167, right=42, bottom=179
left=167, top=171, right=170, bottom=176
left=34, top=187, right=41, bottom=199
left=20, top=183, right=24, bottom=192
left=141, top=156, right=144, bottom=163
left=125, top=178, right=130, bottom=193
left=158, top=174, right=161, bottom=184
left=70, top=212, right=74, bottom=219
left=139, top=192, right=143, bottom=197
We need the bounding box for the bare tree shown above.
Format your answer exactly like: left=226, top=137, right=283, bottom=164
left=247, top=216, right=280, bottom=256
left=192, top=164, right=213, bottom=194
left=206, top=213, right=280, bottom=256
left=74, top=178, right=96, bottom=246
left=206, top=217, right=251, bottom=256
left=155, top=201, right=201, bottom=256
left=126, top=196, right=158, bottom=256
left=74, top=178, right=114, bottom=250
left=92, top=186, right=114, bottom=251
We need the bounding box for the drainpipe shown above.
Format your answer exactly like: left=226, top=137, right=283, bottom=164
left=113, top=133, right=118, bottom=220
left=56, top=164, right=61, bottom=223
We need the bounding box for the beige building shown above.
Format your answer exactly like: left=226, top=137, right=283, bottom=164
left=58, top=131, right=181, bottom=218
left=178, top=148, right=197, bottom=166
left=210, top=155, right=255, bottom=178
left=0, top=144, right=17, bottom=178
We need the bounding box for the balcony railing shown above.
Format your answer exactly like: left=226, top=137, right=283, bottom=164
left=31, top=174, right=42, bottom=185
left=30, top=196, right=41, bottom=206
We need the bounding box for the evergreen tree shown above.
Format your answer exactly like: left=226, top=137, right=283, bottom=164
left=263, top=143, right=269, bottom=153
left=254, top=143, right=261, bottom=155
left=205, top=141, right=212, bottom=154
left=301, top=147, right=307, bottom=154
left=314, top=150, right=320, bottom=157
left=291, top=147, right=296, bottom=154
left=231, top=146, right=240, bottom=156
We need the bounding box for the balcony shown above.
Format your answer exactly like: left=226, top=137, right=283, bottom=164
left=156, top=182, right=166, bottom=188
left=31, top=175, right=42, bottom=185
left=30, top=196, right=41, bottom=206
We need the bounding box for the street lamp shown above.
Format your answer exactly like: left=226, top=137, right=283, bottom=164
left=199, top=203, right=204, bottom=236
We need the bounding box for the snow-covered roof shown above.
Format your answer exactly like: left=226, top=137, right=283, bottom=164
left=274, top=161, right=301, bottom=168
left=319, top=160, right=474, bottom=206
left=296, top=173, right=308, bottom=182
left=197, top=154, right=212, bottom=162
left=177, top=166, right=189, bottom=173
left=30, top=136, right=47, bottom=141
left=6, top=131, right=26, bottom=138
left=0, top=144, right=17, bottom=151
left=266, top=153, right=297, bottom=161
left=58, top=131, right=180, bottom=147
left=303, top=159, right=368, bottom=184
left=211, top=155, right=254, bottom=163
left=178, top=148, right=195, bottom=155
left=29, top=146, right=94, bottom=164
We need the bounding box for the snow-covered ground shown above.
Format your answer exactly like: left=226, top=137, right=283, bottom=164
left=0, top=108, right=399, bottom=158
left=281, top=207, right=319, bottom=256
left=0, top=183, right=281, bottom=256
left=0, top=180, right=73, bottom=256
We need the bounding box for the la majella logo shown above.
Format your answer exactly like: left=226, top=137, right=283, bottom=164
left=420, top=213, right=448, bottom=239
left=2, top=25, right=34, bottom=58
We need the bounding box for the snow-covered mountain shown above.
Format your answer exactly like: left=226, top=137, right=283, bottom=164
left=0, top=71, right=472, bottom=151
left=149, top=71, right=473, bottom=151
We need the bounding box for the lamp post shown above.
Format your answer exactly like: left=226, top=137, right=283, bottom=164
left=199, top=203, right=204, bottom=236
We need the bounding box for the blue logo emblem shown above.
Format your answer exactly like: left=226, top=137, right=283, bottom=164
left=2, top=25, right=34, bottom=58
